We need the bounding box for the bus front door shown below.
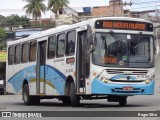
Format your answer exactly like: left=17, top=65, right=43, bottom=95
left=37, top=40, right=47, bottom=95
left=76, top=28, right=90, bottom=94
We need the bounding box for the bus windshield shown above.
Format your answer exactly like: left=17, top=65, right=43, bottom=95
left=92, top=33, right=154, bottom=68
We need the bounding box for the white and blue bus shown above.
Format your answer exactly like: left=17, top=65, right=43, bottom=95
left=6, top=17, right=155, bottom=106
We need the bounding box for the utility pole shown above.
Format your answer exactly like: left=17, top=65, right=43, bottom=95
left=123, top=1, right=132, bottom=6
left=113, top=1, right=115, bottom=16
left=155, top=8, right=160, bottom=22
left=112, top=0, right=122, bottom=16
left=112, top=0, right=132, bottom=17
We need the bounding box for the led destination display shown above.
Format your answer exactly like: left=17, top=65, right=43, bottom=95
left=95, top=20, right=153, bottom=31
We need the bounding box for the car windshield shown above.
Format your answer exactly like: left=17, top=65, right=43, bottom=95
left=92, top=33, right=154, bottom=68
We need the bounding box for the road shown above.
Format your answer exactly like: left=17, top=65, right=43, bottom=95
left=0, top=55, right=160, bottom=119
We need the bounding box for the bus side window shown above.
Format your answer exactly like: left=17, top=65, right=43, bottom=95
left=56, top=33, right=65, bottom=57
left=66, top=31, right=76, bottom=56
left=29, top=41, right=37, bottom=62
left=22, top=42, right=29, bottom=63
left=8, top=46, right=14, bottom=65
left=15, top=44, right=21, bottom=64
left=48, top=35, right=56, bottom=59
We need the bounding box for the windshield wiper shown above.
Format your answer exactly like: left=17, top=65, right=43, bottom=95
left=136, top=32, right=142, bottom=43
left=109, top=30, right=120, bottom=41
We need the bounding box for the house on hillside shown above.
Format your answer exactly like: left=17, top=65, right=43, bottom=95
left=52, top=6, right=79, bottom=26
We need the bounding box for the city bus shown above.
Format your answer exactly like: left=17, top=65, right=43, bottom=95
left=6, top=17, right=155, bottom=107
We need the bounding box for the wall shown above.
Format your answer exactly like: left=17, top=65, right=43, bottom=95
left=91, top=0, right=124, bottom=17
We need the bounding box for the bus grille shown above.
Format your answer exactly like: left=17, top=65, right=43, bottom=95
left=110, top=80, right=144, bottom=82
left=106, top=69, right=148, bottom=75
left=112, top=88, right=144, bottom=93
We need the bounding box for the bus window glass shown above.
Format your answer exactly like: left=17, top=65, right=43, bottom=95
left=22, top=42, right=29, bottom=63
left=57, top=33, right=65, bottom=57
left=30, top=41, right=37, bottom=62
left=93, top=33, right=154, bottom=68
left=48, top=36, right=56, bottom=59
left=15, top=44, right=21, bottom=64
left=66, top=31, right=76, bottom=56
left=8, top=46, right=14, bottom=65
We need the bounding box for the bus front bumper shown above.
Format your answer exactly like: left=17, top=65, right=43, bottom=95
left=91, top=78, right=155, bottom=95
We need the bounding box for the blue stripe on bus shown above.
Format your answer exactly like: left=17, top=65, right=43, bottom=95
left=8, top=65, right=66, bottom=95
left=110, top=74, right=137, bottom=80
left=46, top=65, right=66, bottom=80
left=46, top=65, right=66, bottom=95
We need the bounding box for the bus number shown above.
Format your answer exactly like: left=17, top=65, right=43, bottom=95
left=137, top=75, right=149, bottom=79
left=102, top=57, right=117, bottom=64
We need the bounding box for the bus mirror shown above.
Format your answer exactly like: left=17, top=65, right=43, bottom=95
left=89, top=44, right=95, bottom=53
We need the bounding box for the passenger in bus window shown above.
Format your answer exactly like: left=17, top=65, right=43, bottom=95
left=129, top=42, right=137, bottom=55
left=68, top=40, right=75, bottom=54
left=66, top=40, right=75, bottom=55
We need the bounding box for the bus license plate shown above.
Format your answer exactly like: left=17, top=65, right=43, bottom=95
left=123, top=87, right=133, bottom=91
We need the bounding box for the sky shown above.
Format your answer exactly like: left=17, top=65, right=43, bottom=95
left=0, top=0, right=160, bottom=18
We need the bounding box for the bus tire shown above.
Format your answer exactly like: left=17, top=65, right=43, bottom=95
left=23, top=84, right=32, bottom=105
left=70, top=82, right=80, bottom=107
left=119, top=96, right=127, bottom=106
left=0, top=89, right=4, bottom=95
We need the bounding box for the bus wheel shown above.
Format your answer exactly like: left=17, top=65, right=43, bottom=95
left=119, top=96, right=127, bottom=106
left=70, top=82, right=80, bottom=107
left=0, top=89, right=4, bottom=95
left=23, top=84, right=32, bottom=105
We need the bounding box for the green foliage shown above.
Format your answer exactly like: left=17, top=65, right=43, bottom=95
left=0, top=28, right=6, bottom=38
left=0, top=15, right=6, bottom=27
left=48, top=0, right=70, bottom=12
left=0, top=28, right=7, bottom=50
left=0, top=14, right=31, bottom=28
left=23, top=0, right=47, bottom=20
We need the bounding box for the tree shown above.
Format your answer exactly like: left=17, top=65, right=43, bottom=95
left=0, top=28, right=7, bottom=50
left=0, top=14, right=31, bottom=28
left=23, top=0, right=47, bottom=21
left=48, top=0, right=69, bottom=15
left=0, top=15, right=6, bottom=27
left=20, top=16, right=31, bottom=28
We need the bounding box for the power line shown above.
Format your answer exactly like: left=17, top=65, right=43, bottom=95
left=133, top=0, right=160, bottom=4
left=132, top=5, right=159, bottom=9
left=123, top=0, right=160, bottom=10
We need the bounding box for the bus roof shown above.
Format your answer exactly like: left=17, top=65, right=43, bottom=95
left=7, top=17, right=152, bottom=46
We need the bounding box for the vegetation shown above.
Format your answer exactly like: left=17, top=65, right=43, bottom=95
left=0, top=28, right=7, bottom=50
left=0, top=0, right=71, bottom=29
left=23, top=0, right=47, bottom=21
left=0, top=14, right=31, bottom=28
left=48, top=0, right=70, bottom=15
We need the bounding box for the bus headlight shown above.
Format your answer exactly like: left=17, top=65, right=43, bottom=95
left=145, top=79, right=152, bottom=84
left=96, top=75, right=109, bottom=83
left=145, top=75, right=155, bottom=84
left=103, top=78, right=109, bottom=83
left=145, top=79, right=151, bottom=84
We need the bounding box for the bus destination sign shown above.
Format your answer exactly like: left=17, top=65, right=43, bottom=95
left=95, top=20, right=153, bottom=31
